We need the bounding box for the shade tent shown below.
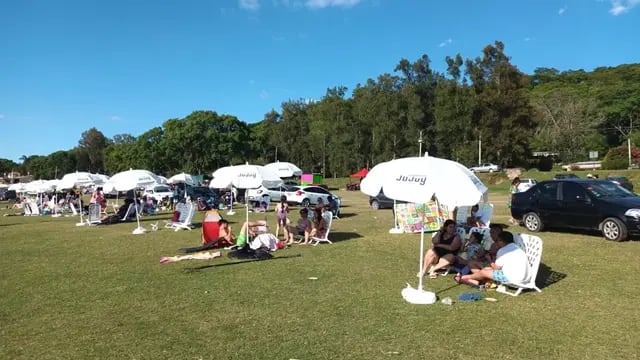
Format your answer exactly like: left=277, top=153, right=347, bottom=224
left=264, top=161, right=302, bottom=178
left=349, top=168, right=369, bottom=178
left=360, top=155, right=488, bottom=305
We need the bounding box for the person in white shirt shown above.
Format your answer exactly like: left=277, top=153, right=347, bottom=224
left=455, top=231, right=529, bottom=286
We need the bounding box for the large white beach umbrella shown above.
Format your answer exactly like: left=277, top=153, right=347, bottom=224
left=106, top=169, right=162, bottom=234
left=8, top=183, right=27, bottom=192
left=210, top=163, right=283, bottom=234
left=168, top=173, right=196, bottom=200
left=58, top=172, right=103, bottom=225
left=264, top=161, right=303, bottom=178
left=360, top=154, right=488, bottom=305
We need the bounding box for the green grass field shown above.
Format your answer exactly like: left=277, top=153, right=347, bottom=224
left=1, top=174, right=640, bottom=359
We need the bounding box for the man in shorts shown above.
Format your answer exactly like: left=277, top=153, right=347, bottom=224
left=455, top=231, right=529, bottom=286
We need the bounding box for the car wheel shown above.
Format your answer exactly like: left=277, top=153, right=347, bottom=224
left=601, top=217, right=628, bottom=242
left=302, top=198, right=311, bottom=207
left=489, top=169, right=494, bottom=173
left=523, top=212, right=544, bottom=232
left=371, top=200, right=380, bottom=210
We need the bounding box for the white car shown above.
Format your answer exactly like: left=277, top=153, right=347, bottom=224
left=517, top=178, right=537, bottom=192
left=287, top=185, right=337, bottom=207
left=469, top=163, right=501, bottom=173
left=143, top=184, right=174, bottom=202
left=246, top=185, right=296, bottom=202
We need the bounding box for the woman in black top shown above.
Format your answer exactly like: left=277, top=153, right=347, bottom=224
left=418, top=219, right=462, bottom=279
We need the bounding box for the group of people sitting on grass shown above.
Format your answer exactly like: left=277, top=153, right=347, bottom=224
left=418, top=219, right=529, bottom=287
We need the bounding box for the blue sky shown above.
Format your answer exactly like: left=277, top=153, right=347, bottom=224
left=1, top=0, right=639, bottom=163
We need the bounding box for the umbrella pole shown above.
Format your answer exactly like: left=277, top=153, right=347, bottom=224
left=418, top=226, right=425, bottom=291
left=132, top=190, right=146, bottom=234
left=227, top=187, right=235, bottom=215
left=245, top=195, right=250, bottom=242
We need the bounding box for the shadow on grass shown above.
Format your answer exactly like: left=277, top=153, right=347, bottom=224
left=329, top=231, right=363, bottom=243
left=334, top=212, right=357, bottom=219
left=536, top=263, right=567, bottom=290
left=184, top=254, right=303, bottom=272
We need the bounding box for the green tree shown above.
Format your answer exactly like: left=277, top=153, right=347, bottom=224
left=78, top=128, right=110, bottom=172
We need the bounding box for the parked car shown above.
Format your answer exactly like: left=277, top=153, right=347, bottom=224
left=246, top=185, right=296, bottom=202
left=510, top=178, right=640, bottom=241
left=143, top=184, right=174, bottom=202
left=286, top=185, right=337, bottom=207
left=186, top=186, right=219, bottom=208
left=469, top=163, right=501, bottom=173
left=369, top=191, right=406, bottom=210
left=553, top=173, right=579, bottom=180
left=517, top=178, right=538, bottom=192
left=607, top=175, right=634, bottom=192
left=1, top=190, right=17, bottom=201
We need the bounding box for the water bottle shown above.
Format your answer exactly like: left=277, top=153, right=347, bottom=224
left=441, top=297, right=453, bottom=305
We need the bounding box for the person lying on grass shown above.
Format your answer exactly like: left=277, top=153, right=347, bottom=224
left=455, top=231, right=529, bottom=286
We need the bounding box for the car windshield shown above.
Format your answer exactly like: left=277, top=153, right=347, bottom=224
left=154, top=186, right=171, bottom=193
left=583, top=182, right=634, bottom=198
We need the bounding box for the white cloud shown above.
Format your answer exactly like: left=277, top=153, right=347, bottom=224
left=260, top=90, right=269, bottom=99
left=239, top=0, right=260, bottom=11
left=558, top=6, right=567, bottom=15
left=438, top=38, right=453, bottom=48
left=0, top=114, right=5, bottom=120
left=609, top=0, right=640, bottom=15
left=305, top=0, right=362, bottom=9
left=110, top=115, right=122, bottom=121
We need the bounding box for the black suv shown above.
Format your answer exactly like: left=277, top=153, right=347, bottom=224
left=511, top=179, right=640, bottom=241
left=554, top=173, right=579, bottom=180
left=607, top=175, right=634, bottom=192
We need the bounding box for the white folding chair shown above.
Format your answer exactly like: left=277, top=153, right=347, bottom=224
left=497, top=233, right=543, bottom=296
left=310, top=212, right=333, bottom=246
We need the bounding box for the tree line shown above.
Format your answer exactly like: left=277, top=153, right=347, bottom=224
left=3, top=41, right=639, bottom=180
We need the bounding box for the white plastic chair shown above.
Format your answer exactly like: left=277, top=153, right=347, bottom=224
left=86, top=203, right=102, bottom=225
left=310, top=212, right=333, bottom=246
left=455, top=206, right=469, bottom=226
left=497, top=233, right=543, bottom=296
left=166, top=202, right=196, bottom=231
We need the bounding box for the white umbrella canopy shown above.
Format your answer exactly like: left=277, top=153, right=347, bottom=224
left=104, top=169, right=162, bottom=234
left=8, top=183, right=28, bottom=192
left=360, top=155, right=488, bottom=305
left=106, top=169, right=161, bottom=192
left=58, top=171, right=101, bottom=190
left=360, top=156, right=488, bottom=209
left=210, top=163, right=283, bottom=227
left=210, top=164, right=283, bottom=189
left=264, top=161, right=303, bottom=178
left=25, top=179, right=58, bottom=193
left=168, top=173, right=196, bottom=186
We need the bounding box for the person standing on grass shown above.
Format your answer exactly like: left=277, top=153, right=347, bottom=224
left=455, top=231, right=529, bottom=286
left=507, top=177, right=521, bottom=225
left=275, top=195, right=289, bottom=240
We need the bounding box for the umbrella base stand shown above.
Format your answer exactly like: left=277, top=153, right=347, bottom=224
left=132, top=226, right=147, bottom=235
left=388, top=226, right=403, bottom=234
left=75, top=222, right=86, bottom=227
left=401, top=284, right=437, bottom=304
left=52, top=214, right=62, bottom=218
left=226, top=210, right=236, bottom=216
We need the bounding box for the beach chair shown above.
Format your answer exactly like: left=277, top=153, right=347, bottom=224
left=166, top=202, right=196, bottom=231
left=22, top=202, right=33, bottom=216
left=119, top=203, right=136, bottom=222
left=28, top=201, right=41, bottom=216
left=69, top=202, right=78, bottom=216
left=86, top=203, right=102, bottom=225
left=309, top=212, right=333, bottom=246
left=455, top=206, right=469, bottom=226
left=201, top=209, right=222, bottom=245
left=497, top=233, right=543, bottom=296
